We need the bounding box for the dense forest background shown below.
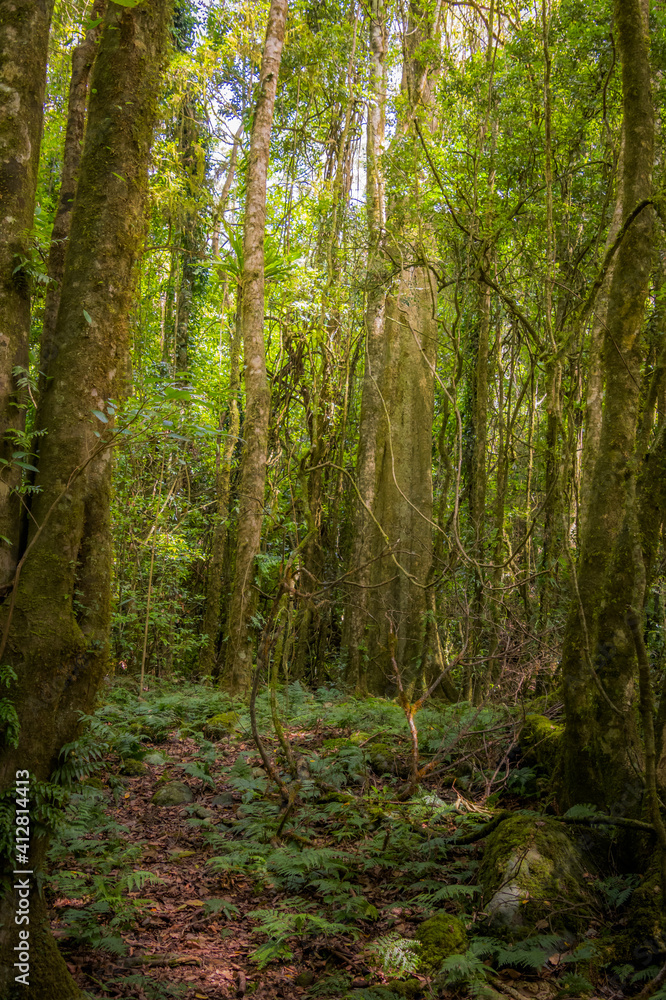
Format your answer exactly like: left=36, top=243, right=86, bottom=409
left=3, top=0, right=666, bottom=996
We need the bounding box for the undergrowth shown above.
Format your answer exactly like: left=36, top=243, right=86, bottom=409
left=43, top=677, right=651, bottom=999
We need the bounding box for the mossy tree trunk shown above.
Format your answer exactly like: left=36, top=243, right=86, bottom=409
left=199, top=298, right=242, bottom=675
left=351, top=0, right=440, bottom=694
left=0, top=0, right=55, bottom=588
left=0, top=3, right=172, bottom=995
left=223, top=0, right=288, bottom=695
left=39, top=0, right=106, bottom=389
left=560, top=0, right=653, bottom=812
left=343, top=0, right=386, bottom=690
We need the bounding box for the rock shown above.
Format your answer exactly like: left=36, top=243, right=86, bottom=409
left=151, top=780, right=194, bottom=806
left=188, top=804, right=213, bottom=819
left=212, top=792, right=234, bottom=806
left=480, top=814, right=589, bottom=934
left=372, top=979, right=422, bottom=997
left=120, top=758, right=147, bottom=776
left=294, top=970, right=315, bottom=986
left=414, top=913, right=467, bottom=973
left=203, top=711, right=239, bottom=740
left=519, top=714, right=563, bottom=775
left=83, top=777, right=106, bottom=790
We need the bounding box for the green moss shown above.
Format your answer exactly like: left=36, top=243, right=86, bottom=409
left=203, top=711, right=239, bottom=739
left=83, top=776, right=106, bottom=789
left=120, top=758, right=146, bottom=776
left=372, top=978, right=421, bottom=997
left=479, top=815, right=589, bottom=934
left=414, top=913, right=467, bottom=973
left=519, top=714, right=563, bottom=774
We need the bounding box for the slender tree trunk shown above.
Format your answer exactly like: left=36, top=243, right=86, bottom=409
left=199, top=298, right=242, bottom=675
left=344, top=0, right=386, bottom=690
left=223, top=0, right=288, bottom=694
left=39, top=0, right=106, bottom=389
left=579, top=136, right=625, bottom=540
left=560, top=0, right=653, bottom=811
left=0, top=0, right=55, bottom=587
left=0, top=4, right=172, bottom=995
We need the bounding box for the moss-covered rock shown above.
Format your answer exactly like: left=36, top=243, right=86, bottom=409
left=83, top=776, right=106, bottom=790
left=479, top=814, right=589, bottom=934
left=414, top=913, right=467, bottom=973
left=519, top=714, right=563, bottom=775
left=151, top=780, right=194, bottom=806
left=203, top=711, right=239, bottom=740
left=120, top=758, right=147, bottom=776
left=371, top=978, right=422, bottom=997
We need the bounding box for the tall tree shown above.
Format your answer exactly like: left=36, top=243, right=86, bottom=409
left=223, top=0, right=289, bottom=694
left=559, top=0, right=654, bottom=812
left=346, top=0, right=441, bottom=694
left=0, top=0, right=55, bottom=587
left=0, top=2, right=172, bottom=994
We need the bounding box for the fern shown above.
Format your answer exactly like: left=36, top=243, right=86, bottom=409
left=179, top=761, right=215, bottom=788
left=307, top=972, right=353, bottom=996
left=366, top=932, right=421, bottom=976
left=558, top=971, right=593, bottom=996
left=124, top=870, right=164, bottom=893
left=562, top=803, right=603, bottom=821
left=248, top=907, right=354, bottom=968
left=0, top=663, right=19, bottom=747
left=203, top=897, right=240, bottom=919
left=597, top=873, right=640, bottom=909
left=266, top=847, right=353, bottom=890
left=495, top=933, right=566, bottom=970
left=410, top=882, right=480, bottom=906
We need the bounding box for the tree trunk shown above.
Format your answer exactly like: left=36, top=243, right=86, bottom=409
left=343, top=0, right=386, bottom=690
left=199, top=299, right=242, bottom=675
left=39, top=0, right=106, bottom=390
left=223, top=0, right=288, bottom=694
left=0, top=0, right=55, bottom=588
left=346, top=0, right=440, bottom=694
left=0, top=3, right=171, bottom=994
left=560, top=0, right=653, bottom=812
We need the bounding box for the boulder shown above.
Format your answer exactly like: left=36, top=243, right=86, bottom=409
left=120, top=758, right=147, bottom=776
left=414, top=913, right=467, bottom=973
left=203, top=711, right=239, bottom=740
left=480, top=814, right=589, bottom=933
left=151, top=780, right=194, bottom=806
left=212, top=792, right=235, bottom=807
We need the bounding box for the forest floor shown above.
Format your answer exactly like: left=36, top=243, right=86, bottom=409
left=44, top=677, right=650, bottom=1000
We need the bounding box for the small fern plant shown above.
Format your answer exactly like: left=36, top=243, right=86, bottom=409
left=0, top=663, right=19, bottom=748
left=366, top=932, right=421, bottom=976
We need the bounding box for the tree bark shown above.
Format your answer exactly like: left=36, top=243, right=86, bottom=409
left=358, top=0, right=441, bottom=693
left=0, top=0, right=55, bottom=588
left=199, top=298, right=242, bottom=675
left=223, top=0, right=288, bottom=694
left=560, top=0, right=653, bottom=812
left=39, top=0, right=106, bottom=390
left=0, top=2, right=172, bottom=994
left=343, top=0, right=386, bottom=690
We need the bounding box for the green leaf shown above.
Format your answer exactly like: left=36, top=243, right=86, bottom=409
left=83, top=310, right=92, bottom=325
left=92, top=410, right=108, bottom=423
